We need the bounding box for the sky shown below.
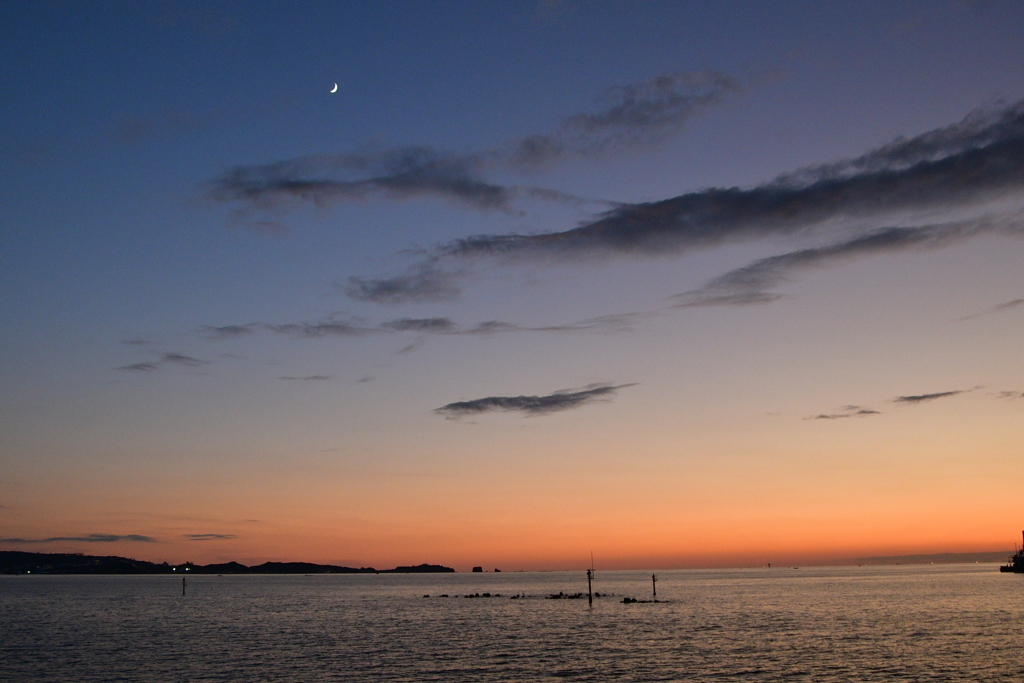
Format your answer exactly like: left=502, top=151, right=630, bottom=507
left=2, top=0, right=1023, bottom=571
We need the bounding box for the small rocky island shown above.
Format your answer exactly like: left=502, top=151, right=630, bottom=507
left=0, top=551, right=454, bottom=575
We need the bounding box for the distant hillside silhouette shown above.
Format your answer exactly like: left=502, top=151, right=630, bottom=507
left=0, top=551, right=453, bottom=575
left=850, top=551, right=1011, bottom=565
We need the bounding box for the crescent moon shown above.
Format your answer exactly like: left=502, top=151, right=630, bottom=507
left=330, top=83, right=338, bottom=93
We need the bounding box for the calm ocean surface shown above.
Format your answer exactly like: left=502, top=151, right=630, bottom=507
left=2, top=564, right=1022, bottom=682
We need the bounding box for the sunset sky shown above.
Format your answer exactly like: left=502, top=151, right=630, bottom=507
left=3, top=0, right=1023, bottom=571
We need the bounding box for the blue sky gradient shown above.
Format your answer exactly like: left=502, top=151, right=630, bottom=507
left=3, top=1, right=1023, bottom=569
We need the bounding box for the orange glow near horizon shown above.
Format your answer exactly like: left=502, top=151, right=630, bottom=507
left=6, top=391, right=1023, bottom=571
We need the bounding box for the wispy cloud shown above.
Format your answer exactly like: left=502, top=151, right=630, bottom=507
left=445, top=98, right=1024, bottom=259
left=379, top=317, right=459, bottom=333
left=806, top=405, right=881, bottom=420
left=346, top=266, right=464, bottom=304
left=349, top=99, right=1024, bottom=303
left=118, top=362, right=160, bottom=372
left=993, top=298, right=1024, bottom=312
left=994, top=390, right=1024, bottom=399
left=435, top=382, right=635, bottom=418
left=770, top=100, right=1024, bottom=186
left=279, top=375, right=332, bottom=381
left=463, top=313, right=639, bottom=335
left=201, top=319, right=378, bottom=340
left=958, top=297, right=1024, bottom=321
left=200, top=323, right=261, bottom=339
left=506, top=70, right=742, bottom=167
left=808, top=389, right=1008, bottom=419
left=202, top=312, right=637, bottom=349
left=893, top=390, right=964, bottom=404
left=162, top=352, right=208, bottom=367
left=0, top=534, right=156, bottom=543
left=205, top=71, right=740, bottom=224
left=265, top=321, right=377, bottom=338
left=117, top=351, right=210, bottom=373
left=184, top=533, right=237, bottom=541
left=671, top=217, right=1016, bottom=308
left=207, top=147, right=514, bottom=216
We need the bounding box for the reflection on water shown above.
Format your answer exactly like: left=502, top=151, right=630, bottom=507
left=2, top=565, right=1022, bottom=681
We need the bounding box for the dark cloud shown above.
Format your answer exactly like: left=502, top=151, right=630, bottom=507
left=671, top=217, right=1013, bottom=308
left=438, top=101, right=1024, bottom=261
left=380, top=317, right=458, bottom=333
left=350, top=99, right=1024, bottom=303
left=463, top=321, right=520, bottom=335
left=995, top=298, right=1024, bottom=311
left=807, top=406, right=881, bottom=420
left=994, top=390, right=1024, bottom=399
left=465, top=313, right=638, bottom=335
left=959, top=297, right=1024, bottom=321
left=893, top=390, right=964, bottom=403
left=200, top=317, right=400, bottom=341
left=435, top=383, right=635, bottom=417
left=118, top=362, right=160, bottom=372
left=265, top=320, right=376, bottom=338
left=279, top=375, right=332, bottom=381
left=205, top=71, right=739, bottom=222
left=201, top=320, right=376, bottom=339
left=394, top=339, right=425, bottom=354
left=200, top=323, right=261, bottom=339
left=507, top=71, right=742, bottom=167
left=162, top=352, right=208, bottom=367
left=345, top=266, right=464, bottom=304
left=118, top=352, right=209, bottom=374
left=202, top=310, right=636, bottom=347
left=184, top=533, right=237, bottom=540
left=207, top=146, right=514, bottom=215
left=462, top=313, right=635, bottom=335
left=770, top=100, right=1024, bottom=187
left=0, top=534, right=156, bottom=543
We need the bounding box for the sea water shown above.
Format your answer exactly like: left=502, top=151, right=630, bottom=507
left=2, top=564, right=1022, bottom=682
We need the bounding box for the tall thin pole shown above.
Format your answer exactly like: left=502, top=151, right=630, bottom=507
left=652, top=574, right=657, bottom=598
left=587, top=551, right=594, bottom=607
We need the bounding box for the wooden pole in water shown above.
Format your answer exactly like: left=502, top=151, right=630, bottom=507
left=652, top=574, right=657, bottom=598
left=587, top=552, right=595, bottom=606
left=182, top=577, right=186, bottom=596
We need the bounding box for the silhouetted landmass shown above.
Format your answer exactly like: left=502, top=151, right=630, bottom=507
left=850, top=551, right=1011, bottom=565
left=190, top=561, right=251, bottom=574
left=0, top=551, right=171, bottom=575
left=244, top=562, right=378, bottom=574
left=0, top=551, right=453, bottom=575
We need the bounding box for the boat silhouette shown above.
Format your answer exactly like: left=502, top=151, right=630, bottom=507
left=999, top=531, right=1024, bottom=573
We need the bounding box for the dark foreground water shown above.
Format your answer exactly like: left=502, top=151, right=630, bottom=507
left=2, top=564, right=1022, bottom=682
